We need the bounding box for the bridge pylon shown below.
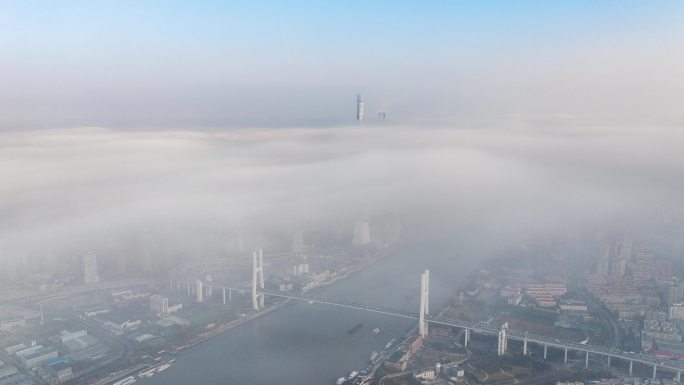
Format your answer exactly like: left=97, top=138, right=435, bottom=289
left=252, top=248, right=265, bottom=310
left=419, top=269, right=430, bottom=338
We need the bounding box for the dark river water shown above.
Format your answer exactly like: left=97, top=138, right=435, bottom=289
left=142, top=240, right=466, bottom=385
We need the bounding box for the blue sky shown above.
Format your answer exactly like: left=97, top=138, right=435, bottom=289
left=1, top=1, right=683, bottom=128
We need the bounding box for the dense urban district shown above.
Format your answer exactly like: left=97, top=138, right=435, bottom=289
left=1, top=215, right=684, bottom=385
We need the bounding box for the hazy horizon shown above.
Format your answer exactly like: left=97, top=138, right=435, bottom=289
left=2, top=1, right=683, bottom=130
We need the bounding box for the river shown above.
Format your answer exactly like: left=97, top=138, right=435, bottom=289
left=141, top=239, right=467, bottom=385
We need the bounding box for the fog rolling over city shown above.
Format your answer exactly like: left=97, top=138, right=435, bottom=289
left=1, top=123, right=683, bottom=272
left=3, top=2, right=684, bottom=385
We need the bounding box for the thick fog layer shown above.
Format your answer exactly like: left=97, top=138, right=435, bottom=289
left=2, top=123, right=683, bottom=268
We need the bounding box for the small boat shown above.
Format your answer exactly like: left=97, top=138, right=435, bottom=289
left=348, top=323, right=363, bottom=334
left=137, top=368, right=156, bottom=378
left=384, top=338, right=396, bottom=349
left=336, top=377, right=346, bottom=385
left=372, top=328, right=380, bottom=335
left=348, top=371, right=358, bottom=380
left=112, top=377, right=136, bottom=385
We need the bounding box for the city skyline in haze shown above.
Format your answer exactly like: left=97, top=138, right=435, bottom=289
left=2, top=5, right=684, bottom=385
left=1, top=1, right=683, bottom=129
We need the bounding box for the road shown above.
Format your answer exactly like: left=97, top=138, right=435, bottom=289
left=0, top=279, right=155, bottom=306
left=578, top=284, right=621, bottom=348
left=207, top=286, right=684, bottom=376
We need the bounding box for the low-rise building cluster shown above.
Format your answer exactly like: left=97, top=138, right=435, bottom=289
left=585, top=274, right=659, bottom=320
left=498, top=276, right=569, bottom=310
left=0, top=358, right=33, bottom=385
left=524, top=277, right=567, bottom=308
left=57, top=329, right=109, bottom=362
left=4, top=343, right=72, bottom=385
left=412, top=362, right=464, bottom=385
left=640, top=316, right=684, bottom=357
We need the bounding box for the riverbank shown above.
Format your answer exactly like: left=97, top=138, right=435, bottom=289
left=136, top=238, right=461, bottom=385
left=165, top=245, right=401, bottom=356
left=306, top=246, right=395, bottom=293
left=181, top=297, right=293, bottom=351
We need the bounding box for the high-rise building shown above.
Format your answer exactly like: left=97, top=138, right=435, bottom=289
left=619, top=237, right=633, bottom=260
left=352, top=221, right=371, bottom=245
left=596, top=242, right=611, bottom=275
left=371, top=214, right=402, bottom=246
left=292, top=230, right=305, bottom=252
left=611, top=256, right=626, bottom=277
left=195, top=280, right=203, bottom=303
left=150, top=295, right=169, bottom=315
left=1, top=255, right=17, bottom=282
left=356, top=94, right=365, bottom=121
left=670, top=303, right=684, bottom=321
left=292, top=263, right=309, bottom=276
left=82, top=253, right=100, bottom=284
left=597, top=257, right=610, bottom=275
left=667, top=283, right=684, bottom=305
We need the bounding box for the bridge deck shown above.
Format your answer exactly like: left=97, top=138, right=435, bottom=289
left=176, top=280, right=684, bottom=373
